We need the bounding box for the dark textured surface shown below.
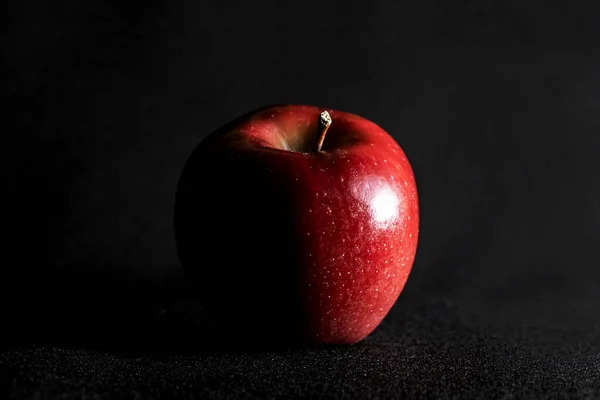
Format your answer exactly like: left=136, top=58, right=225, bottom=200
left=3, top=298, right=600, bottom=399
left=4, top=1, right=600, bottom=398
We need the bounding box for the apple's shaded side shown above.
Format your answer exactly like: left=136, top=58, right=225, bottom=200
left=174, top=131, right=312, bottom=346
left=174, top=104, right=419, bottom=346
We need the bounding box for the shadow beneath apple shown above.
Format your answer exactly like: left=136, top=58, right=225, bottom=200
left=2, top=266, right=332, bottom=357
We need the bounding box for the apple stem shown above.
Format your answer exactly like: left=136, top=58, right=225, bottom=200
left=315, top=110, right=332, bottom=152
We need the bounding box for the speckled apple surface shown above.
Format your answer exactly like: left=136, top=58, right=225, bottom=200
left=174, top=104, right=419, bottom=345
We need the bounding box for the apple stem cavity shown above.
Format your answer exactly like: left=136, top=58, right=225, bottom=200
left=315, top=110, right=332, bottom=152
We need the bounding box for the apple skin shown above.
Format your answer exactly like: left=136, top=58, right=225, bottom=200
left=174, top=104, right=419, bottom=346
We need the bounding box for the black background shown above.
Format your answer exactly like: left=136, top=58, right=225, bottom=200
left=3, top=1, right=600, bottom=398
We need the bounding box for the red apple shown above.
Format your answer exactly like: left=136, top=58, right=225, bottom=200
left=174, top=104, right=419, bottom=346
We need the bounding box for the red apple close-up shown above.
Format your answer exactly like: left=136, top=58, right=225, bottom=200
left=174, top=104, right=419, bottom=346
